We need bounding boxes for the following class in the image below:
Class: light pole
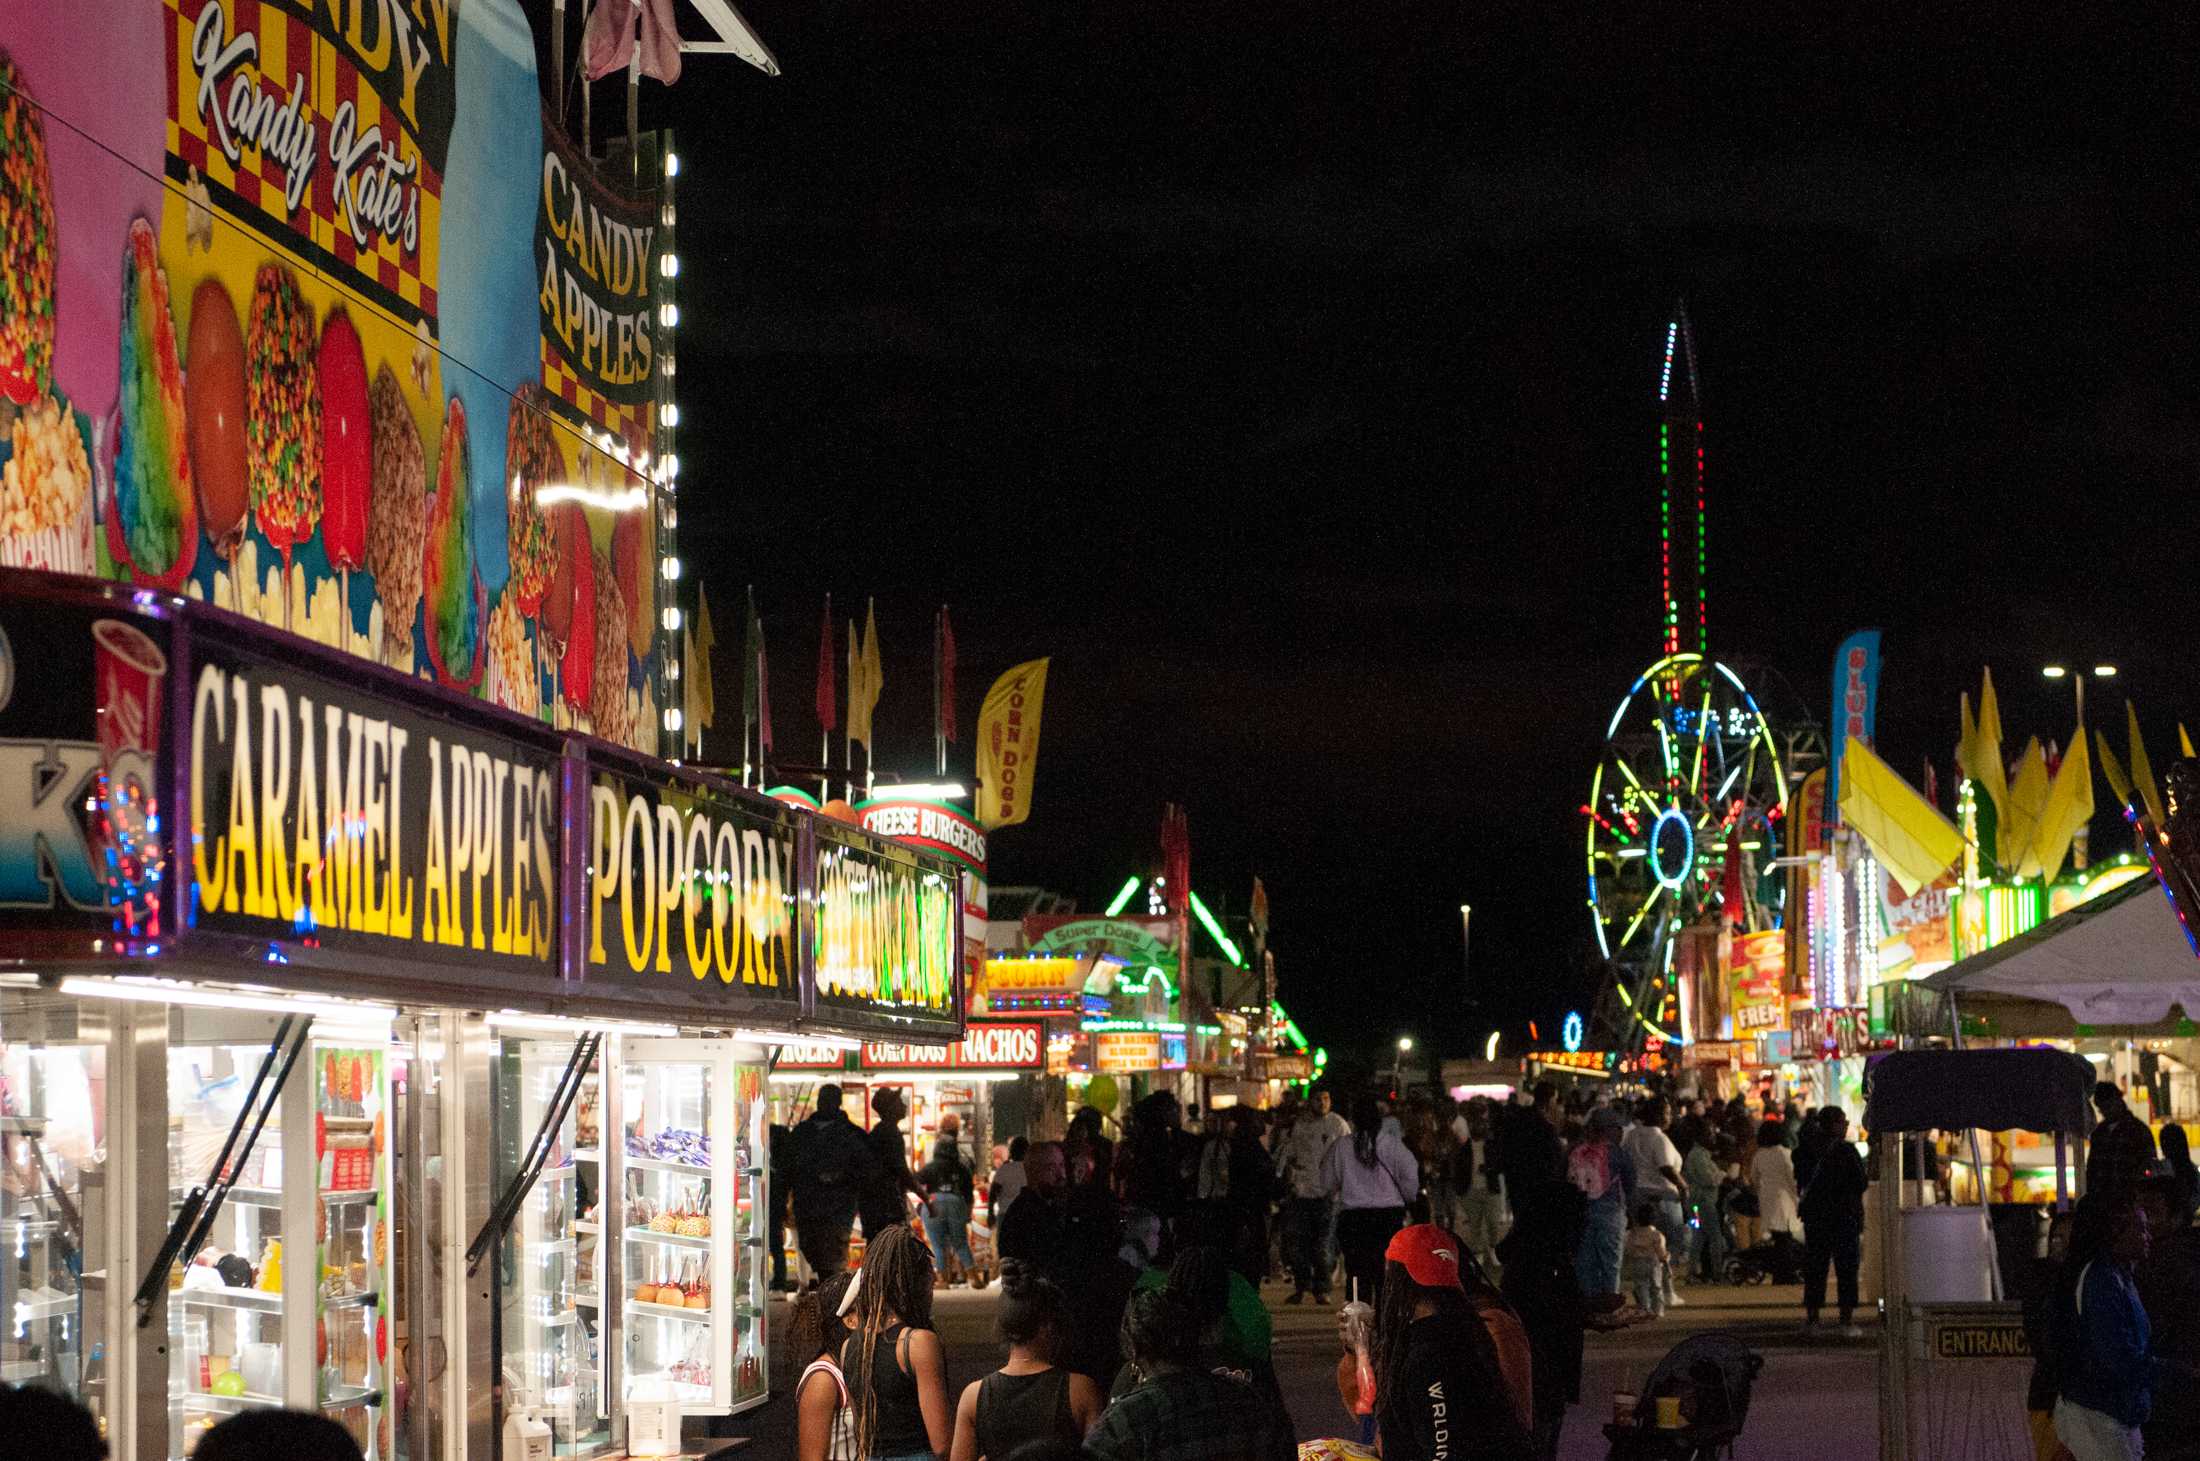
[1459,903,1473,1006]
[1392,1035,1415,1093]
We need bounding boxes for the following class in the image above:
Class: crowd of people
[778,1078,1888,1461]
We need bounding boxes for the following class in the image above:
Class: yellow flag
[2183,723,2196,758]
[1838,735,1964,895]
[2001,738,2050,877]
[2027,725,2094,881]
[847,617,867,746]
[976,658,1050,829]
[857,599,883,749]
[2128,702,2164,828]
[695,586,717,729]
[1974,669,2008,820]
[2096,730,2133,809]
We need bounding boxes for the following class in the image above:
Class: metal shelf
[628,1296,713,1323]
[624,1225,711,1248]
[622,1154,713,1176]
[176,1285,282,1312]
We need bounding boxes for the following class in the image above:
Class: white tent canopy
[1921,874,2200,1029]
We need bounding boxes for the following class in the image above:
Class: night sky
[543,5,2199,1063]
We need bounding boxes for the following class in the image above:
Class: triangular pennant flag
[2028,719,2094,881]
[1975,669,2008,821]
[855,599,883,751]
[2096,729,2133,810]
[695,586,717,730]
[1838,736,1964,895]
[1958,691,1977,781]
[939,606,958,745]
[742,587,762,727]
[2001,737,2050,878]
[2128,702,2166,829]
[2183,723,2196,758]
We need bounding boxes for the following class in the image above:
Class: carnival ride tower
[1581,304,1802,1051]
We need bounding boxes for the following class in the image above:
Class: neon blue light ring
[1649,806,1694,891]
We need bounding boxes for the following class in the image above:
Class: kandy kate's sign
[0,3,671,754]
[188,635,560,971]
[813,821,960,1034]
[586,768,800,1007]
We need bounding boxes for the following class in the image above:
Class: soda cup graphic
[90,618,168,934]
[92,618,166,762]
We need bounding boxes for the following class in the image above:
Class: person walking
[862,1089,929,1240]
[841,1224,954,1461]
[1226,1110,1277,1288]
[794,1272,859,1461]
[999,1142,1125,1382]
[1568,1107,1636,1299]
[1623,1204,1669,1317]
[1618,1097,1688,1306]
[2087,1083,2161,1199]
[1456,1102,1511,1281]
[1748,1120,1801,1247]
[988,1137,1029,1225]
[1117,1092,1197,1251]
[1086,1287,1296,1461]
[1500,1181,1589,1461]
[1274,1099,1339,1304]
[920,1114,982,1289]
[1682,1129,1728,1283]
[2053,1189,2164,1461]
[1321,1094,1420,1309]
[2161,1124,2200,1226]
[792,1085,879,1285]
[948,1261,1104,1461]
[1798,1106,1869,1336]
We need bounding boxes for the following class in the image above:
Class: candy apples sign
[0,2,673,754]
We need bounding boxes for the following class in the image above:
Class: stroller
[1604,1332,1765,1460]
[1721,1231,1804,1286]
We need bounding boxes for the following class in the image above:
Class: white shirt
[1275,1116,1338,1199]
[991,1159,1027,1218]
[1750,1145,1801,1235]
[1321,1128,1420,1211]
[1621,1124,1683,1200]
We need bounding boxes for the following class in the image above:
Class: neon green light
[1103,874,1142,918]
[1313,1047,1328,1067]
[1114,965,1179,1000]
[1187,890,1245,966]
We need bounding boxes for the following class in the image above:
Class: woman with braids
[1364,1224,1533,1461]
[947,1260,1104,1461]
[1320,1094,1419,1309]
[794,1272,859,1461]
[1085,1287,1296,1461]
[840,1225,954,1461]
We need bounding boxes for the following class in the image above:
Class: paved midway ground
[738,1276,1880,1459]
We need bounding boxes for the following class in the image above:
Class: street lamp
[2042,661,2117,868]
[1459,904,1473,1008]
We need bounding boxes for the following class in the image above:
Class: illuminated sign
[1095,1030,1161,1073]
[1025,915,1176,966]
[189,640,560,975]
[773,1042,852,1070]
[1728,929,1787,1035]
[1561,1010,1584,1053]
[858,798,987,874]
[862,1021,1044,1071]
[983,956,1084,996]
[585,769,799,1009]
[812,822,961,1034]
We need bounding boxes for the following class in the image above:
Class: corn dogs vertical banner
[976,657,1049,831]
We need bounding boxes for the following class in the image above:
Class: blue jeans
[1687,1185,1726,1280]
[1576,1199,1625,1296]
[923,1193,974,1270]
[1649,1196,1687,1292]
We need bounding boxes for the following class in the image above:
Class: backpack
[1464,1286,1537,1435]
[1567,1141,1613,1203]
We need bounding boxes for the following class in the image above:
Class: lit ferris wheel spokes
[1582,654,1789,1036]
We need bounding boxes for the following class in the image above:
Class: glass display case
[618,1040,769,1418]
[161,1013,393,1460]
[0,991,108,1420]
[495,1037,610,1456]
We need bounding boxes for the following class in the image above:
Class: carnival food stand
[1863,1047,2093,1461]
[0,574,964,1459]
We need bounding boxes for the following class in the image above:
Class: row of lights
[658,150,683,739]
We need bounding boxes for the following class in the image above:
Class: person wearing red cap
[1361,1223,1534,1461]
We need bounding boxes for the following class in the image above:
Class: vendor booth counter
[1863,1047,2095,1461]
[0,572,965,1459]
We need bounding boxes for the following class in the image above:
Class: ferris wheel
[1583,653,1789,1043]
[1578,305,1801,1048]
